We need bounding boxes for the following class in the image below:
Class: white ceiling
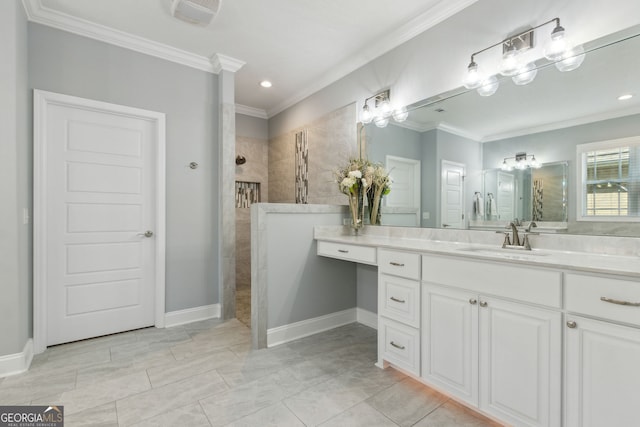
[25,0,477,118]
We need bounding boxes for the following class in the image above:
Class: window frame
[576,136,640,222]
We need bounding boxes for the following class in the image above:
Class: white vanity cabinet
[564,273,640,427]
[377,249,421,376]
[422,254,562,427]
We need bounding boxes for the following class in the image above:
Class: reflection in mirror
[471,162,568,232]
[359,25,640,236]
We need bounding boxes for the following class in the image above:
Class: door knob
[137,230,154,238]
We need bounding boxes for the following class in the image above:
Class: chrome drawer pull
[390,296,406,303]
[337,249,349,253]
[390,341,405,350]
[389,262,405,267]
[567,320,577,329]
[469,298,477,305]
[479,301,488,307]
[600,296,640,307]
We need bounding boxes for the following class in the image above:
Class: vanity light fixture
[501,152,541,171]
[464,17,584,96]
[360,89,408,128]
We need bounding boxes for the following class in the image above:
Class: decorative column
[211,54,245,320]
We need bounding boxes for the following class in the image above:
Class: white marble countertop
[315,232,640,278]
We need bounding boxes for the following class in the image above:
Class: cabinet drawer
[379,317,420,376]
[317,241,376,264]
[380,274,420,327]
[379,249,421,280]
[422,254,562,308]
[565,273,640,327]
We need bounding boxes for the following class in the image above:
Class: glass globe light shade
[378,98,392,117]
[477,75,499,97]
[392,107,409,122]
[555,44,585,72]
[512,62,538,85]
[463,62,483,89]
[501,160,512,171]
[543,25,567,61]
[374,115,389,128]
[361,105,373,124]
[529,155,540,168]
[498,46,523,76]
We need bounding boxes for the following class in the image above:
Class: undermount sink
[456,246,549,258]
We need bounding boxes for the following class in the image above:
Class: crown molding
[481,106,640,143]
[266,0,479,118]
[22,0,217,73]
[389,119,431,133]
[211,53,246,73]
[437,122,481,142]
[235,104,268,119]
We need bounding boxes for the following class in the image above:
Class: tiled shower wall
[269,103,358,204]
[236,136,269,307]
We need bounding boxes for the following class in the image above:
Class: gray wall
[29,23,220,312]
[237,113,268,140]
[0,2,30,357]
[356,264,378,314]
[482,114,640,235]
[265,211,356,329]
[421,130,438,228]
[365,123,423,164]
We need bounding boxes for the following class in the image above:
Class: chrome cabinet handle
[137,230,154,238]
[390,296,406,303]
[469,298,477,305]
[600,296,640,307]
[479,301,488,307]
[390,341,405,350]
[389,262,405,267]
[338,249,349,253]
[567,320,577,329]
[442,223,450,228]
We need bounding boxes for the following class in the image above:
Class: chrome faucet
[498,221,538,250]
[509,222,521,246]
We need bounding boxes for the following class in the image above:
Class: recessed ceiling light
[260,80,272,88]
[618,94,633,101]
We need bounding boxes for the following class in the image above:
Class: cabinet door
[565,316,640,427]
[422,284,478,406]
[479,297,562,427]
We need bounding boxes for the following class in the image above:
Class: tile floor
[0,320,502,426]
[235,281,251,328]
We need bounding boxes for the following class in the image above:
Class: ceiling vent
[171,0,221,26]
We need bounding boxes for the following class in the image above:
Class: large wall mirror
[360,24,640,236]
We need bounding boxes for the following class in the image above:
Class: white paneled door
[34,90,165,351]
[385,156,421,226]
[441,160,465,229]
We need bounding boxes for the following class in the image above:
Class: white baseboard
[0,339,33,378]
[267,308,357,347]
[164,304,220,328]
[356,308,378,330]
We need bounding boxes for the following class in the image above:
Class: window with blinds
[578,137,640,221]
